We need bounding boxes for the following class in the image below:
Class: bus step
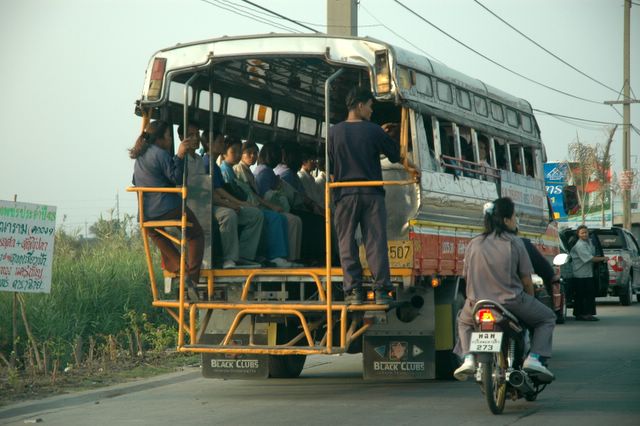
[181,344,343,356]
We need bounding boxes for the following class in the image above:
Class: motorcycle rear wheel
[481,352,507,414]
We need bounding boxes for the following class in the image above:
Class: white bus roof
[142,33,532,114]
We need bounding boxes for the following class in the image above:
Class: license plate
[359,240,414,268]
[470,332,503,352]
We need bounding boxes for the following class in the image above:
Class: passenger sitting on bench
[220,137,298,267]
[130,119,203,301]
[202,132,264,269]
[235,141,303,263]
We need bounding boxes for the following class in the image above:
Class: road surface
[1,298,639,425]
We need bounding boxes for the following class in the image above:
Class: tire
[268,321,307,378]
[620,280,633,306]
[480,352,507,415]
[268,354,306,378]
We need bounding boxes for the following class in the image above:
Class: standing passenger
[130,120,203,300]
[570,225,607,321]
[328,87,402,305]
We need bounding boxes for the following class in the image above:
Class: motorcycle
[468,254,568,414]
[469,299,553,414]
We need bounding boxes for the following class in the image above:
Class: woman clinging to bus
[454,197,556,381]
[130,120,203,300]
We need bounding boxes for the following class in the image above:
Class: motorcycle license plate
[470,332,503,352]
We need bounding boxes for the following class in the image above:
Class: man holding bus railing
[329,87,416,305]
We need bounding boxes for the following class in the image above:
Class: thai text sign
[0,200,56,293]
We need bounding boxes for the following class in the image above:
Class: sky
[1,0,638,235]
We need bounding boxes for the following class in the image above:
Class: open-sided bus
[128,33,559,380]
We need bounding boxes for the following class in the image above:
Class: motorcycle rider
[454,197,556,381]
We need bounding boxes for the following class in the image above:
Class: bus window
[299,116,317,135]
[456,88,472,110]
[437,81,453,104]
[416,73,433,97]
[198,91,221,112]
[227,97,248,119]
[522,114,533,133]
[421,114,438,170]
[277,110,295,130]
[494,138,508,170]
[510,144,524,174]
[490,102,504,122]
[169,81,193,105]
[457,125,474,163]
[474,96,488,117]
[523,147,535,177]
[477,133,491,166]
[252,104,273,124]
[506,108,519,128]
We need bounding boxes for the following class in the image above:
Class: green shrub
[0,215,174,367]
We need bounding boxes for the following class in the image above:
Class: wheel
[620,280,633,306]
[268,354,306,378]
[525,392,538,402]
[268,321,307,378]
[480,352,507,415]
[636,293,640,303]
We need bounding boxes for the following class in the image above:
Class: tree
[593,126,617,226]
[567,136,598,224]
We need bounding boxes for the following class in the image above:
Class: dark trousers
[147,207,204,283]
[572,276,597,317]
[334,194,391,291]
[291,209,326,263]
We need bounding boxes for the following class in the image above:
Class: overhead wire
[359,2,444,64]
[197,0,300,33]
[472,0,621,96]
[230,0,381,29]
[238,0,321,33]
[533,108,625,126]
[393,0,604,105]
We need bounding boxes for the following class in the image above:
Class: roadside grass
[0,215,191,406]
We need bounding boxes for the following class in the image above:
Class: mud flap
[201,334,269,379]
[363,335,435,380]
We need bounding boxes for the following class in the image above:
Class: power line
[533,108,624,125]
[359,2,444,65]
[393,0,604,105]
[226,0,381,29]
[238,0,321,33]
[197,0,299,33]
[472,0,621,95]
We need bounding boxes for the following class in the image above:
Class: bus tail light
[147,57,167,101]
[375,50,391,94]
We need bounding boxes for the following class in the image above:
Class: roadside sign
[0,200,56,293]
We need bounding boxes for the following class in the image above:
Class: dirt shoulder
[0,352,200,407]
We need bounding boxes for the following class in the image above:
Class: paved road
[2,298,639,425]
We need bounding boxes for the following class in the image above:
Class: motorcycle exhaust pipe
[507,370,535,395]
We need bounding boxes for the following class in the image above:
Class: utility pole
[605,0,637,230]
[327,0,357,36]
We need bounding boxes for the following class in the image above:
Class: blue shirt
[328,120,400,201]
[132,144,184,219]
[254,164,278,197]
[202,154,224,189]
[220,161,236,184]
[274,163,305,194]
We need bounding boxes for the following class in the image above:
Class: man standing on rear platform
[329,87,402,305]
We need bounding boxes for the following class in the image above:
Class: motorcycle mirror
[553,253,569,266]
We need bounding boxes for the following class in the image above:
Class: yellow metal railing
[129,106,419,357]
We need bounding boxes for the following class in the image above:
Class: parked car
[559,227,640,306]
